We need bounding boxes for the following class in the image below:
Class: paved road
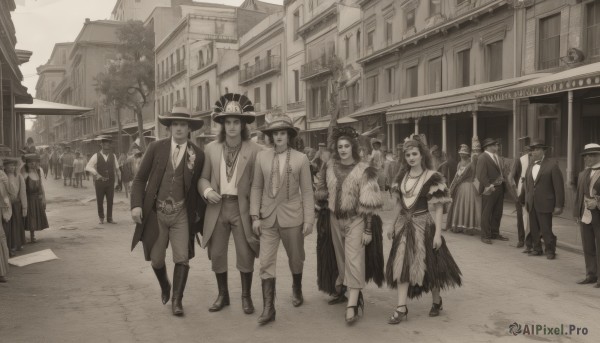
[1,176,598,342]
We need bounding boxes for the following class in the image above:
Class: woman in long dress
[445,144,481,234]
[22,154,49,243]
[386,135,462,324]
[0,159,13,282]
[4,158,27,253]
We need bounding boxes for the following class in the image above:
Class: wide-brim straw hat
[158,107,204,131]
[581,143,600,156]
[212,93,256,124]
[260,114,299,138]
[481,138,499,149]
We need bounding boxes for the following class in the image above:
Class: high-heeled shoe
[429,297,443,317]
[388,305,408,325]
[345,292,364,324]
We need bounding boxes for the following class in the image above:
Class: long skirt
[0,223,9,278]
[446,181,481,233]
[26,196,49,232]
[386,212,462,299]
[6,202,25,251]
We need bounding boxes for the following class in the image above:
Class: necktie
[173,144,180,167]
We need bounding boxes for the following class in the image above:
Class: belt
[157,198,185,215]
[221,194,238,200]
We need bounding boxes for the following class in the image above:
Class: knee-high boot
[152,265,171,305]
[171,264,189,316]
[208,272,230,312]
[258,278,276,325]
[241,272,255,314]
[292,273,303,307]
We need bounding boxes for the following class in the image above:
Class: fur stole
[393,169,451,207]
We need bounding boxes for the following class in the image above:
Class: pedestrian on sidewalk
[445,144,480,234]
[574,143,600,287]
[72,152,85,188]
[198,93,261,316]
[22,154,48,244]
[61,146,75,187]
[131,106,205,316]
[476,138,509,244]
[249,114,315,325]
[314,126,385,325]
[50,147,60,180]
[40,148,49,179]
[524,140,564,260]
[0,159,13,283]
[4,158,27,254]
[86,137,120,224]
[508,137,532,251]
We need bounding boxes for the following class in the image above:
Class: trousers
[481,185,504,239]
[330,213,365,289]
[581,209,600,278]
[94,179,114,220]
[259,220,304,279]
[529,204,556,254]
[150,208,189,268]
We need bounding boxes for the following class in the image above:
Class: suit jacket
[475,151,504,195]
[524,158,564,214]
[250,148,315,229]
[198,140,261,256]
[130,138,206,261]
[573,168,600,218]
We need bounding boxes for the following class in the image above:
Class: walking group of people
[0,153,50,283]
[130,93,462,326]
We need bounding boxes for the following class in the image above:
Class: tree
[326,57,344,149]
[95,20,154,150]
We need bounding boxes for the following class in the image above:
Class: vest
[97,152,116,182]
[157,157,186,212]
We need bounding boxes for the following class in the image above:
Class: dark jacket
[475,151,504,194]
[573,168,600,218]
[524,158,565,214]
[130,138,206,261]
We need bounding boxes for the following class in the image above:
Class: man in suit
[130,107,205,316]
[250,114,314,325]
[475,138,509,244]
[508,136,532,250]
[86,137,120,224]
[524,140,564,260]
[198,93,261,315]
[574,143,600,287]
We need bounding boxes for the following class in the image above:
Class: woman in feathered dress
[386,135,462,324]
[445,144,480,234]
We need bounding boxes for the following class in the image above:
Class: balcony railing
[300,55,336,80]
[239,56,281,85]
[287,101,305,111]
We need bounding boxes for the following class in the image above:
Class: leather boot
[171,264,189,316]
[241,272,255,314]
[258,278,276,325]
[152,265,171,305]
[328,285,347,305]
[208,272,230,312]
[292,273,303,307]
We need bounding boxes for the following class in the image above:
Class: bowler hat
[481,138,498,149]
[458,144,470,155]
[581,143,600,156]
[212,93,256,124]
[260,114,299,138]
[529,139,549,150]
[158,107,204,131]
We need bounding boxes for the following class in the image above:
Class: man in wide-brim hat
[574,143,600,287]
[524,139,564,260]
[250,114,314,324]
[198,93,262,315]
[85,134,120,225]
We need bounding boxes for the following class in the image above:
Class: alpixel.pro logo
[508,322,589,336]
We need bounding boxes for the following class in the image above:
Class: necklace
[403,169,425,198]
[269,147,291,199]
[224,141,242,182]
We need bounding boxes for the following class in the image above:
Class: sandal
[388,305,408,325]
[429,297,443,317]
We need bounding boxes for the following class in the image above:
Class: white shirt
[219,152,239,196]
[532,157,544,181]
[590,162,600,195]
[85,151,120,180]
[171,139,187,168]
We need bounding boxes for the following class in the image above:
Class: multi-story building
[111,0,172,21]
[238,12,285,135]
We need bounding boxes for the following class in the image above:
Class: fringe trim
[364,214,385,287]
[316,208,338,295]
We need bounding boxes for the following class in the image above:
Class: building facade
[111,0,172,22]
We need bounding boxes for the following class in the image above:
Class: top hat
[481,138,499,149]
[458,144,470,155]
[260,114,299,138]
[212,93,256,124]
[581,143,600,156]
[529,139,549,150]
[158,107,204,131]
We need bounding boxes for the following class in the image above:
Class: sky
[12,0,282,129]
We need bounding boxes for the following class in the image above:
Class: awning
[350,100,399,118]
[387,74,548,122]
[15,99,93,116]
[101,121,154,135]
[478,62,600,103]
[337,116,358,124]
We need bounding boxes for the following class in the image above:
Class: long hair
[331,135,361,162]
[398,140,434,174]
[218,121,250,142]
[264,131,296,149]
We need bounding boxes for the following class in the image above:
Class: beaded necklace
[224,141,242,183]
[403,169,425,198]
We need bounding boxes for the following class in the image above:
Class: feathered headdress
[331,126,360,143]
[212,93,256,124]
[403,133,428,151]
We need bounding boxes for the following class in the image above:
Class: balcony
[287,101,305,111]
[239,56,281,85]
[300,55,336,81]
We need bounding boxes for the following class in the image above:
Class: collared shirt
[532,157,545,181]
[85,151,120,180]
[171,139,187,168]
[219,151,239,196]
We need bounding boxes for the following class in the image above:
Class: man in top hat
[197,93,261,315]
[131,106,205,316]
[86,137,120,224]
[249,114,314,324]
[524,140,564,260]
[61,146,75,186]
[574,143,600,286]
[475,138,509,244]
[508,136,532,250]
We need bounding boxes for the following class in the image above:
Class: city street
[1,176,599,343]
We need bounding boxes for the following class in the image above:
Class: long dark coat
[130,138,206,261]
[524,158,565,214]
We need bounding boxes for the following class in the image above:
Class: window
[586,2,600,57]
[197,86,203,111]
[170,54,174,75]
[254,87,261,111]
[293,10,300,41]
[385,67,395,94]
[156,63,160,81]
[456,0,468,5]
[456,49,470,87]
[182,87,186,105]
[255,56,260,69]
[385,20,393,46]
[406,9,416,29]
[176,49,180,71]
[294,70,300,102]
[356,30,361,57]
[311,87,319,118]
[366,75,378,105]
[205,83,210,110]
[428,57,442,94]
[406,66,418,98]
[309,0,314,12]
[170,93,174,109]
[182,46,185,67]
[319,84,328,116]
[430,0,441,16]
[353,82,360,107]
[539,14,561,69]
[266,83,272,110]
[367,29,375,51]
[161,61,165,80]
[198,51,204,68]
[345,36,350,59]
[487,41,503,82]
[176,90,180,101]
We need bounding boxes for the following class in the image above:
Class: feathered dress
[386,170,462,299]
